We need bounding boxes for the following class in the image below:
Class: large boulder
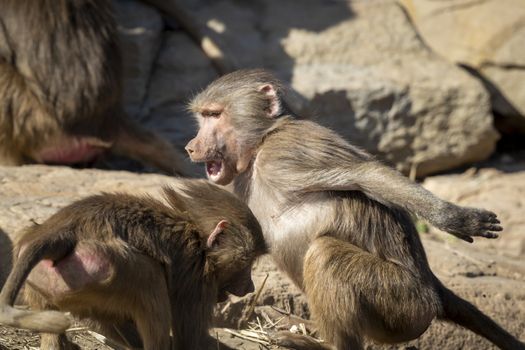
[160,0,498,176]
[142,31,218,148]
[401,0,525,132]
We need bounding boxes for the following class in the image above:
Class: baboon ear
[207,220,229,248]
[258,84,282,118]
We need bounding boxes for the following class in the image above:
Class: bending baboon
[0,0,190,175]
[185,69,524,350]
[0,180,266,350]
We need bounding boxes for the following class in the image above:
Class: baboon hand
[437,204,502,243]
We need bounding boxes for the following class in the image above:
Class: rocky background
[114,0,525,177]
[1,0,525,349]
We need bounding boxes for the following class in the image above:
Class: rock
[147,32,217,107]
[143,31,218,148]
[0,165,173,236]
[401,0,525,131]
[181,0,498,176]
[113,0,164,120]
[0,165,523,349]
[290,63,497,176]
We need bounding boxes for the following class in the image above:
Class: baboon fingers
[453,230,500,242]
[475,222,502,238]
[484,224,503,232]
[453,233,474,243]
[488,216,500,224]
[477,210,500,224]
[451,227,500,242]
[447,207,504,240]
[479,231,500,239]
[476,210,502,238]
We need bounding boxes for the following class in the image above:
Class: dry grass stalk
[86,330,126,350]
[223,328,270,346]
[246,273,269,320]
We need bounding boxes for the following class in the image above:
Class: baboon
[0,180,266,350]
[185,69,524,350]
[0,0,190,175]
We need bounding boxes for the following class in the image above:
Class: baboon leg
[85,319,143,349]
[109,321,144,349]
[24,286,77,350]
[40,333,80,350]
[333,335,361,350]
[133,305,171,350]
[303,236,438,350]
[113,117,192,176]
[126,260,172,350]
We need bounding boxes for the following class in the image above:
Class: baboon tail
[0,238,73,333]
[113,117,194,177]
[0,305,70,334]
[439,286,525,350]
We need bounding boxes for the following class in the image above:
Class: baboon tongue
[206,161,222,176]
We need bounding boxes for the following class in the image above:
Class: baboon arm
[276,159,441,218]
[303,161,444,217]
[261,144,501,242]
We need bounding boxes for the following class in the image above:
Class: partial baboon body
[0,0,189,175]
[303,193,439,347]
[0,180,266,350]
[185,69,524,350]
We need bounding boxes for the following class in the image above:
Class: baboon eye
[202,110,222,118]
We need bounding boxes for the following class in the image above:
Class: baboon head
[206,220,259,302]
[186,69,285,185]
[163,181,267,301]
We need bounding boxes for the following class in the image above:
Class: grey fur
[187,69,523,350]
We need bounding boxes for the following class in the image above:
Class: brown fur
[185,69,524,350]
[0,0,190,175]
[0,180,266,349]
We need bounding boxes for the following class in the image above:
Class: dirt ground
[0,157,524,349]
